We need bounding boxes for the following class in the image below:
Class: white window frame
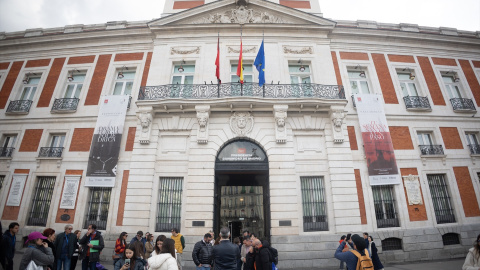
[63,72,86,99]
[171,63,195,85]
[20,75,42,100]
[49,134,66,148]
[347,67,370,94]
[396,69,420,97]
[289,63,312,84]
[417,132,435,146]
[1,134,17,149]
[231,62,254,83]
[112,68,136,96]
[466,132,479,146]
[441,71,464,99]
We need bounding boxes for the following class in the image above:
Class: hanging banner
[355,94,400,185]
[60,175,81,209]
[6,174,28,206]
[85,95,129,187]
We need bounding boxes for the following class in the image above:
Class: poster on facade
[59,175,81,209]
[85,95,129,187]
[6,174,28,206]
[354,94,401,185]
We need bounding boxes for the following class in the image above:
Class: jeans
[57,255,71,270]
[81,257,96,270]
[176,253,184,270]
[339,260,345,270]
[196,265,211,270]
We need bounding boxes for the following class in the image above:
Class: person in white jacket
[463,233,480,270]
[148,238,178,270]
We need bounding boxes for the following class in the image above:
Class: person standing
[70,230,81,270]
[171,228,185,270]
[1,222,19,270]
[334,234,369,270]
[43,228,57,270]
[145,234,155,258]
[240,236,252,268]
[338,235,346,270]
[79,224,105,270]
[363,233,370,255]
[152,235,167,257]
[148,239,178,270]
[253,239,272,270]
[19,231,54,270]
[192,233,213,270]
[114,232,128,265]
[368,236,384,270]
[463,233,480,270]
[54,225,76,270]
[130,231,146,251]
[210,227,240,270]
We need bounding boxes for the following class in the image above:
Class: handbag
[26,261,43,270]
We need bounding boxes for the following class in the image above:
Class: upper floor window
[231,63,254,83]
[1,134,16,158]
[348,67,369,94]
[417,131,444,155]
[65,72,85,99]
[397,69,418,97]
[417,132,434,146]
[172,64,194,85]
[20,75,41,100]
[39,134,66,158]
[289,64,311,84]
[442,72,463,99]
[113,68,136,95]
[466,132,480,155]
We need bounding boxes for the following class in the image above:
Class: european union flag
[254,40,265,87]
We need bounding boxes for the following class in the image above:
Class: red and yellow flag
[236,39,243,84]
[215,35,220,82]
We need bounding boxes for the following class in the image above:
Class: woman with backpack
[368,236,384,270]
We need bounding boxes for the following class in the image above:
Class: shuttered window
[301,176,328,231]
[156,177,183,232]
[27,176,56,226]
[84,187,111,230]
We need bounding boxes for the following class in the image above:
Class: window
[442,73,463,99]
[39,134,66,158]
[113,69,136,95]
[27,176,56,226]
[417,132,444,155]
[301,176,328,231]
[64,73,85,99]
[84,187,111,230]
[1,134,17,158]
[231,63,254,83]
[442,233,461,245]
[289,64,311,84]
[156,177,183,232]
[466,133,480,155]
[348,68,370,94]
[427,174,456,224]
[397,70,418,97]
[20,76,41,101]
[381,238,402,251]
[172,65,194,85]
[0,175,5,192]
[372,185,399,228]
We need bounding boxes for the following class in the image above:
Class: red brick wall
[2,169,30,220]
[347,126,358,150]
[68,55,96,65]
[339,52,369,61]
[440,127,463,149]
[453,166,480,217]
[354,169,367,224]
[25,59,51,68]
[388,54,416,63]
[417,56,446,106]
[459,60,480,107]
[173,0,204,9]
[390,126,414,150]
[85,54,112,105]
[400,168,428,221]
[0,61,24,109]
[0,62,10,69]
[473,61,480,68]
[55,170,83,223]
[19,129,43,152]
[37,57,66,107]
[279,0,311,8]
[141,52,153,87]
[125,127,136,151]
[116,170,129,226]
[69,128,94,152]
[114,53,144,62]
[432,57,457,66]
[331,51,343,86]
[372,53,398,104]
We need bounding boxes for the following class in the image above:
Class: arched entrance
[214,139,270,241]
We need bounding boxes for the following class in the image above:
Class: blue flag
[254,40,265,86]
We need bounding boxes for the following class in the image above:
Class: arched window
[442,233,460,245]
[381,237,402,251]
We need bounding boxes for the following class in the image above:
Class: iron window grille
[0,175,5,192]
[84,187,111,230]
[27,176,56,226]
[372,185,400,228]
[301,176,328,232]
[427,174,456,224]
[156,177,183,232]
[381,237,403,251]
[442,233,461,245]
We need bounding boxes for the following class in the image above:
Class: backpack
[268,246,279,266]
[350,250,373,270]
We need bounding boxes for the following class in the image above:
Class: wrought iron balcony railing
[450,98,476,111]
[403,96,431,110]
[419,145,444,155]
[51,98,80,112]
[6,100,33,114]
[0,147,14,158]
[138,83,345,100]
[38,147,64,158]
[468,144,480,155]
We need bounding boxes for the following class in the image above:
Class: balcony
[468,144,480,155]
[0,147,14,158]
[403,96,431,110]
[6,100,33,114]
[139,83,345,100]
[419,145,444,155]
[51,98,79,113]
[38,147,64,158]
[450,98,476,112]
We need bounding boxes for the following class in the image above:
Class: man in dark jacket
[334,234,368,270]
[79,224,104,270]
[54,224,76,270]
[253,239,272,270]
[192,233,213,269]
[210,227,240,270]
[1,222,19,270]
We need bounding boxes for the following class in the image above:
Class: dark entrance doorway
[214,140,270,241]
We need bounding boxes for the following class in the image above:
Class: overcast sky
[0,0,479,33]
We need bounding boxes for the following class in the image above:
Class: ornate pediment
[191,5,286,24]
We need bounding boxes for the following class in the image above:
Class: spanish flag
[236,39,243,84]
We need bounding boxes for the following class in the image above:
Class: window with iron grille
[27,176,56,226]
[372,185,400,228]
[442,233,461,245]
[301,176,328,232]
[381,237,402,251]
[0,175,5,192]
[427,174,456,224]
[84,187,111,230]
[156,177,183,232]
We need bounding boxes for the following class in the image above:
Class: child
[114,243,146,270]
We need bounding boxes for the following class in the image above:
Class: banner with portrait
[85,95,129,187]
[354,94,401,185]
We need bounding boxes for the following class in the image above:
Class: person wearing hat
[334,234,369,270]
[19,231,55,270]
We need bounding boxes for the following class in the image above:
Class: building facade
[0,0,479,268]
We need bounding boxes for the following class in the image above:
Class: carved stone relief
[230,112,254,136]
[170,47,200,55]
[331,110,345,143]
[196,105,210,144]
[283,46,313,54]
[228,46,257,54]
[274,105,288,143]
[193,5,286,24]
[138,108,153,144]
